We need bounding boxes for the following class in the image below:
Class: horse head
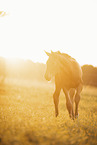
[44,51,60,81]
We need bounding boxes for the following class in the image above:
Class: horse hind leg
[75,84,83,118]
[63,88,73,119]
[75,93,80,118]
[69,88,76,119]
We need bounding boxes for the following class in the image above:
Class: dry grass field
[0,79,97,145]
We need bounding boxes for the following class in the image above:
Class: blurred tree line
[0,56,97,86]
[82,65,97,86]
[0,57,46,83]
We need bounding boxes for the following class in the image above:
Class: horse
[45,51,83,119]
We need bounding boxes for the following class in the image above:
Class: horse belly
[55,72,81,90]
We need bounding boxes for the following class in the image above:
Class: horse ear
[51,50,54,54]
[51,50,61,55]
[44,51,51,56]
[57,51,61,54]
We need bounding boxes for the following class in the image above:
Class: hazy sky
[0,0,97,66]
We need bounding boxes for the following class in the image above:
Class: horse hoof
[69,114,73,120]
[55,113,58,117]
[75,114,79,119]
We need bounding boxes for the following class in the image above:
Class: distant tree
[82,65,97,86]
[4,58,46,82]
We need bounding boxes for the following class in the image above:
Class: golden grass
[0,80,97,145]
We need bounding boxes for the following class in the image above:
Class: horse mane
[55,51,76,61]
[52,51,82,84]
[53,51,76,72]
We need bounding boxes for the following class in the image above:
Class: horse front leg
[53,88,61,117]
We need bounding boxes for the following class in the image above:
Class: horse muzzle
[45,73,51,81]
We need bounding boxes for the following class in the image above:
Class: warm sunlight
[0,0,97,66]
[0,1,97,145]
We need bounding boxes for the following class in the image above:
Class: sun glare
[0,0,97,66]
[5,57,22,65]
